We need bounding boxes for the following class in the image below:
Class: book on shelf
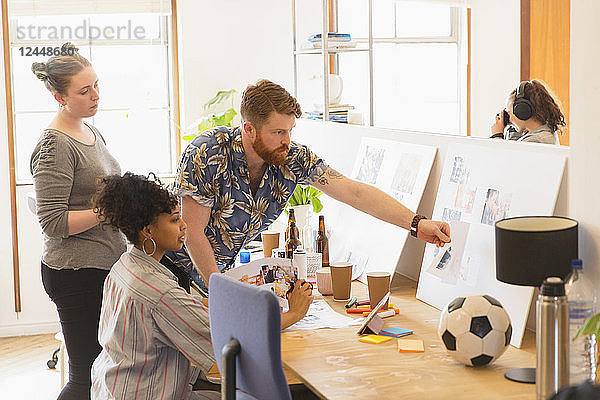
[308,33,351,42]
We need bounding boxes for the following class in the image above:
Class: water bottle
[565,259,597,385]
[536,277,569,400]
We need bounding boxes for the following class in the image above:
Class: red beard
[252,134,289,166]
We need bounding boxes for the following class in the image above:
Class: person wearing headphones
[490,80,566,144]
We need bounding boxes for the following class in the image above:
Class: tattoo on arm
[317,168,344,186]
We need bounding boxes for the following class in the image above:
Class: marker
[345,297,358,308]
[356,300,370,306]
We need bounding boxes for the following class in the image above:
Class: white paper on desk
[283,300,363,331]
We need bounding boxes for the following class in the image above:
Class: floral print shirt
[164,126,327,286]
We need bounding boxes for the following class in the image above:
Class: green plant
[183,89,237,141]
[575,313,600,340]
[287,185,323,213]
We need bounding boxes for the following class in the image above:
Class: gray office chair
[209,273,292,400]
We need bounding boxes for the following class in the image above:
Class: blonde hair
[240,79,302,128]
[31,42,91,95]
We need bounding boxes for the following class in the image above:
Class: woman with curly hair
[90,172,218,400]
[491,79,566,144]
[30,42,126,400]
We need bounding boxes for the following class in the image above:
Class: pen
[345,297,358,308]
[362,309,399,317]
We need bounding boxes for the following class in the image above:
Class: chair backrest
[209,273,292,400]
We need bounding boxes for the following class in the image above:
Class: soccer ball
[438,294,512,367]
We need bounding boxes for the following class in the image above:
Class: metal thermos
[536,277,570,400]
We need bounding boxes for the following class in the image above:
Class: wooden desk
[281,275,536,400]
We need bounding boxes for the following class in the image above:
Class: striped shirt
[91,247,218,400]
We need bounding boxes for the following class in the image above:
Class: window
[339,0,468,135]
[7,1,177,182]
[294,0,469,135]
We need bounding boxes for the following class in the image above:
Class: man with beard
[162,80,451,298]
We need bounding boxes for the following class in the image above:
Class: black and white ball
[438,294,512,367]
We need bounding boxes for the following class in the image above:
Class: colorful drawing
[454,184,476,213]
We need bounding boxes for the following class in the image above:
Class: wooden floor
[0,333,62,399]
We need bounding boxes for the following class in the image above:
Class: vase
[290,204,313,251]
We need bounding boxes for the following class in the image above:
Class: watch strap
[410,214,428,238]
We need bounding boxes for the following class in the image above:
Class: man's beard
[252,134,289,166]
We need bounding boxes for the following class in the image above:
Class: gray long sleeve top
[30,124,126,270]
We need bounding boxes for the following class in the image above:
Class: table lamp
[495,216,578,384]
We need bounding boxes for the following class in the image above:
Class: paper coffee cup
[330,262,352,301]
[261,231,280,258]
[367,272,391,310]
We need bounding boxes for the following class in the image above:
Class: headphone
[512,81,533,120]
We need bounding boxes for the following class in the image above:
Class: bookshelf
[291,0,374,125]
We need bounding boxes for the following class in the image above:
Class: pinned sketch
[416,143,566,348]
[330,138,437,283]
[454,185,476,213]
[355,145,385,185]
[391,154,422,202]
[480,189,512,226]
[426,221,470,285]
[442,208,462,222]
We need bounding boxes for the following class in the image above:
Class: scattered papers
[284,300,363,331]
[359,335,392,344]
[397,339,424,353]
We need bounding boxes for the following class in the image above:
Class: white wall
[470,0,521,137]
[177,0,294,129]
[569,0,600,287]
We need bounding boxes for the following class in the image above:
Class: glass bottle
[286,208,300,241]
[286,221,301,259]
[315,215,329,267]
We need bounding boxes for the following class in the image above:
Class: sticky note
[358,335,393,344]
[379,327,413,338]
[397,339,424,352]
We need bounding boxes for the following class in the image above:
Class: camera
[502,109,510,127]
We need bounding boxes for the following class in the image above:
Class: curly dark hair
[92,172,178,245]
[510,79,566,134]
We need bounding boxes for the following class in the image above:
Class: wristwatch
[410,214,428,238]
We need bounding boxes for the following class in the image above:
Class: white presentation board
[328,137,437,283]
[416,143,566,348]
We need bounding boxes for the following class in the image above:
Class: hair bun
[61,42,79,54]
[31,62,49,81]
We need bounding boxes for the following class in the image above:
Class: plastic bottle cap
[240,251,251,264]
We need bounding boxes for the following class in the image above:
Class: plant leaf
[311,197,323,213]
[574,313,600,340]
[203,89,236,110]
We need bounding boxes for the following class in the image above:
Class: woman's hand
[491,112,505,135]
[281,280,313,329]
[417,219,451,247]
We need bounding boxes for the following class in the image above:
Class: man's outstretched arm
[311,167,451,246]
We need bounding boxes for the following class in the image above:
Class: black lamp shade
[495,216,578,287]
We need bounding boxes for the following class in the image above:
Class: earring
[142,237,156,256]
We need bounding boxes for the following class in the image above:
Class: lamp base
[504,367,536,384]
